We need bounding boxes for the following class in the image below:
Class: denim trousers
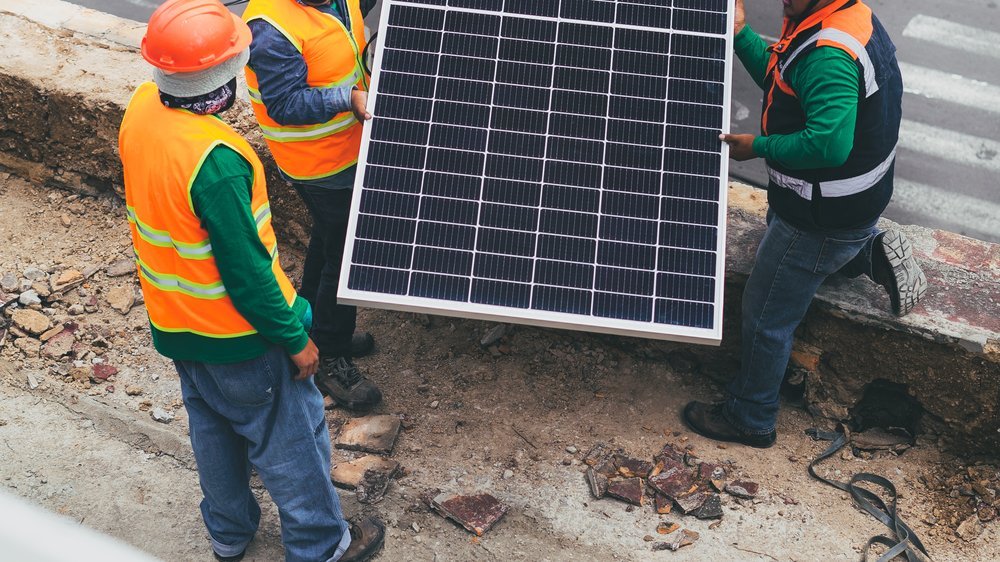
[293,182,357,359]
[175,346,351,561]
[725,210,879,435]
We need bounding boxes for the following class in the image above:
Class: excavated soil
[1,174,997,561]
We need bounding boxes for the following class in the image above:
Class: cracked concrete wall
[1,0,997,454]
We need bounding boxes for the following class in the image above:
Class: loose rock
[41,331,74,359]
[18,290,41,307]
[956,514,984,541]
[51,269,84,292]
[125,385,144,396]
[335,415,402,456]
[0,273,18,292]
[725,481,760,500]
[106,285,135,314]
[106,259,136,278]
[14,337,41,357]
[480,324,506,347]
[431,493,508,537]
[23,267,46,281]
[92,364,118,381]
[150,407,175,424]
[12,309,51,335]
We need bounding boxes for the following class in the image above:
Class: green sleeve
[190,145,309,356]
[734,25,771,89]
[752,47,860,170]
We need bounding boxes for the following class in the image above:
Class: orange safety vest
[118,82,298,339]
[243,0,369,181]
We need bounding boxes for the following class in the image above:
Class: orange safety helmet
[142,0,252,73]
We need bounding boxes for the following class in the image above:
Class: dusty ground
[0,174,997,561]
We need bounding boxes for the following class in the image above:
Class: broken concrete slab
[583,442,611,467]
[431,493,508,537]
[615,455,654,479]
[585,467,608,499]
[331,455,400,490]
[41,330,73,359]
[674,491,709,514]
[50,269,83,292]
[335,415,402,456]
[606,477,644,506]
[648,464,697,500]
[655,494,673,515]
[725,481,760,500]
[691,494,723,520]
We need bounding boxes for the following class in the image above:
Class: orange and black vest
[243,0,368,182]
[762,0,902,230]
[119,82,298,340]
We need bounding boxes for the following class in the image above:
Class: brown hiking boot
[340,516,385,562]
[683,401,776,449]
[315,357,382,414]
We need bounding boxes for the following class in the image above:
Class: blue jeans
[175,346,351,561]
[725,211,879,435]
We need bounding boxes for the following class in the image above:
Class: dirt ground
[0,174,997,561]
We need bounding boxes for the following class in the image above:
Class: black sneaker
[682,401,776,449]
[213,549,246,562]
[341,516,386,562]
[872,230,928,316]
[316,357,382,414]
[351,331,376,358]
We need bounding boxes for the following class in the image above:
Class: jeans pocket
[813,233,871,276]
[204,353,278,407]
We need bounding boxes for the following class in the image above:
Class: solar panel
[339,0,733,344]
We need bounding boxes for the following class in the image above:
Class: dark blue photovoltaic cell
[349,0,730,335]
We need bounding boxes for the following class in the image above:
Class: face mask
[159,78,238,116]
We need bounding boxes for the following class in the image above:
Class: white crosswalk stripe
[898,120,1000,173]
[899,62,1000,114]
[892,179,1000,240]
[902,15,1000,61]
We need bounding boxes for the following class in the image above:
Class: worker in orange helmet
[118,0,384,560]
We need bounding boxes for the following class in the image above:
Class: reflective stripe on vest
[779,28,880,98]
[767,146,897,200]
[127,205,214,260]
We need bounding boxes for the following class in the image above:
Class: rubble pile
[918,463,1000,543]
[0,254,182,424]
[583,442,760,552]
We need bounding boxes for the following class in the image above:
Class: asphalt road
[79,0,999,242]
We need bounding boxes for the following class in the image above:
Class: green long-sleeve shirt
[149,144,310,364]
[735,25,860,170]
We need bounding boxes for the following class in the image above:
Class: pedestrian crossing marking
[902,15,1000,61]
[899,62,1000,115]
[898,119,1000,174]
[893,180,1000,242]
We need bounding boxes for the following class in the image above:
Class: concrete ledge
[2,0,997,454]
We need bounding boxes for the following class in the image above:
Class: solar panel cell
[471,279,532,308]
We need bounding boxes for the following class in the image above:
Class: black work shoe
[351,331,376,358]
[683,401,776,449]
[213,549,246,562]
[341,516,386,562]
[872,230,927,316]
[316,357,383,414]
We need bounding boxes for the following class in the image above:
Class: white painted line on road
[899,62,1000,114]
[891,179,1000,238]
[898,120,1000,173]
[902,15,1000,61]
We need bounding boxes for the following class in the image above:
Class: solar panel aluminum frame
[339,0,734,346]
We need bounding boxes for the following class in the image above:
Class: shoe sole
[880,230,928,316]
